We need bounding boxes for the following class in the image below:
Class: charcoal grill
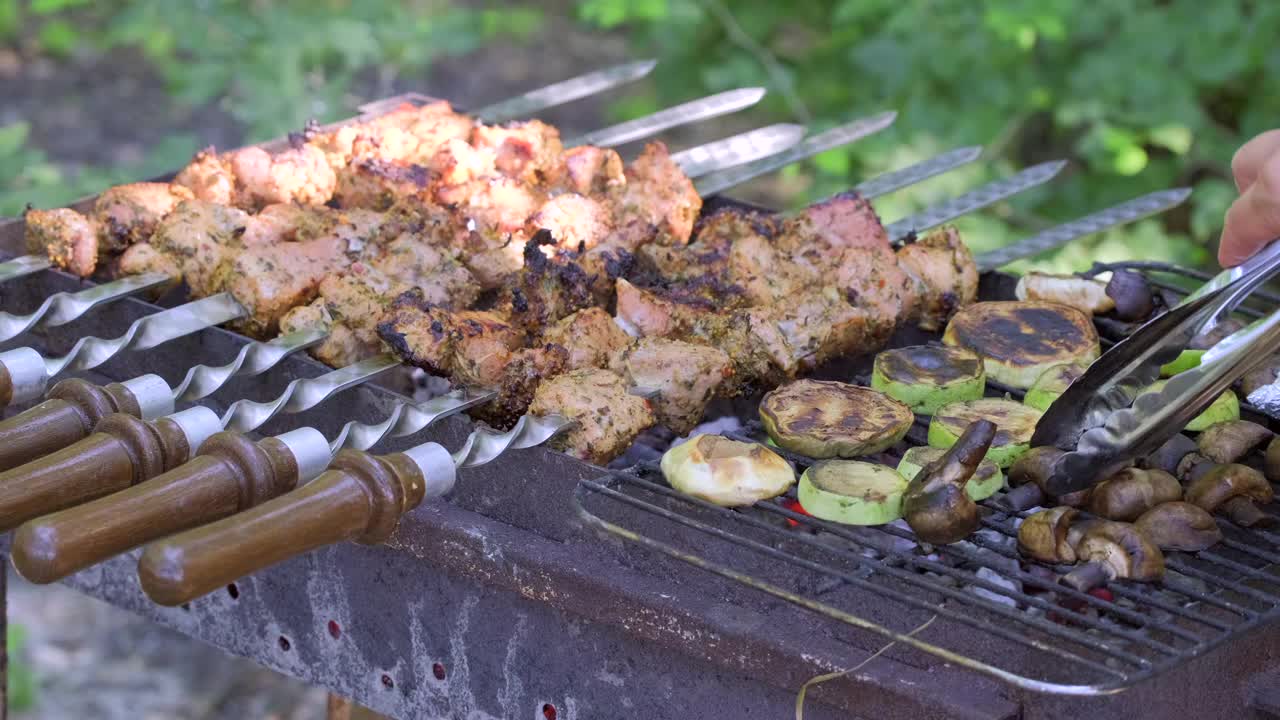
[0,72,1275,720]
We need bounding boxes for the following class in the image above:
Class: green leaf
[38,19,79,56]
[0,122,30,159]
[1191,177,1237,242]
[30,0,90,14]
[1148,124,1193,155]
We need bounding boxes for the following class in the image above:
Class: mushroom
[1240,356,1280,397]
[1176,452,1216,487]
[1087,467,1182,521]
[1061,521,1165,592]
[1143,433,1197,475]
[1267,436,1280,484]
[902,419,996,545]
[1134,502,1222,552]
[1185,464,1275,527]
[1001,446,1097,511]
[1104,269,1155,322]
[1197,420,1273,464]
[1017,507,1078,564]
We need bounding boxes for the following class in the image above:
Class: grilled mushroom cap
[1063,521,1165,591]
[1134,502,1222,552]
[1002,446,1093,510]
[1267,436,1280,484]
[1087,467,1183,522]
[1241,356,1280,397]
[1185,464,1275,527]
[1144,434,1198,475]
[1197,420,1274,464]
[1104,270,1155,322]
[1018,506,1079,564]
[903,419,996,544]
[1176,452,1215,486]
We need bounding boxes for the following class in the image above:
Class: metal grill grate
[574,261,1280,695]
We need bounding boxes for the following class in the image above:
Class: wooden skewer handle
[139,443,454,606]
[0,374,173,472]
[12,428,315,585]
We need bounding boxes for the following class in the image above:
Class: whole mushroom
[1017,507,1078,564]
[1176,452,1216,487]
[1087,467,1182,522]
[1185,464,1275,528]
[1266,436,1280,484]
[1197,420,1273,465]
[1143,434,1198,475]
[902,419,996,545]
[1134,502,1222,552]
[1104,270,1155,322]
[1062,521,1165,592]
[1240,355,1280,397]
[1001,446,1094,511]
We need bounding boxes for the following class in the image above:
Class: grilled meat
[542,307,632,371]
[225,144,337,210]
[560,145,625,195]
[144,200,249,297]
[172,148,236,204]
[616,141,700,244]
[94,183,195,251]
[615,338,732,434]
[897,226,980,331]
[529,368,655,466]
[25,208,102,278]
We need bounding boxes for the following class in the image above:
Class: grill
[0,70,1276,720]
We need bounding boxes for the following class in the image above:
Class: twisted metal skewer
[325,387,498,454]
[450,412,575,469]
[171,328,326,403]
[0,272,169,343]
[219,353,401,433]
[0,255,51,284]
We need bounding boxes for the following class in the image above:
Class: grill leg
[1,554,8,720]
[326,693,352,720]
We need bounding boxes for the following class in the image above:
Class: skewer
[568,87,766,148]
[8,388,494,584]
[135,413,570,606]
[0,271,170,343]
[470,59,658,123]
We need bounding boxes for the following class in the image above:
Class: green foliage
[8,622,35,711]
[579,0,1277,272]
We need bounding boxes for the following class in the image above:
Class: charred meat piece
[377,290,524,387]
[897,225,980,331]
[615,338,732,434]
[528,193,615,252]
[614,141,701,245]
[93,182,194,251]
[529,368,655,466]
[500,233,600,336]
[471,344,570,429]
[542,307,633,371]
[560,145,625,195]
[279,266,407,367]
[24,208,102,278]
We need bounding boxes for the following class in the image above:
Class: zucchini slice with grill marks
[798,460,909,525]
[1024,362,1090,411]
[928,398,1042,468]
[942,300,1101,389]
[760,379,913,458]
[1143,380,1239,432]
[897,446,1004,501]
[871,345,986,415]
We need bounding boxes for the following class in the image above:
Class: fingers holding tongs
[1030,238,1280,497]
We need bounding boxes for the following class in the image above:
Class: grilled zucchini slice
[871,345,986,415]
[760,380,913,458]
[897,446,1005,501]
[798,460,909,525]
[1024,362,1090,411]
[661,434,796,507]
[1143,380,1239,432]
[928,398,1042,467]
[942,301,1101,388]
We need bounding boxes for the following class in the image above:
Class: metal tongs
[1031,239,1280,497]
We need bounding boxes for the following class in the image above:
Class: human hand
[1220,129,1280,267]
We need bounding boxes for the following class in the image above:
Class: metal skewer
[569,87,766,148]
[0,271,170,343]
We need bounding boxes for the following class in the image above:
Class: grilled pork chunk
[542,307,633,371]
[25,208,102,278]
[471,119,564,186]
[173,148,236,204]
[615,338,732,434]
[529,368,655,466]
[226,144,337,210]
[896,225,980,331]
[94,182,195,251]
[146,200,249,297]
[560,145,625,195]
[614,141,701,245]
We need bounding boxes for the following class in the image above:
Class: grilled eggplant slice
[871,345,985,415]
[798,460,909,525]
[1023,362,1089,411]
[661,434,796,507]
[759,380,913,458]
[1144,380,1239,431]
[897,446,1004,501]
[928,398,1041,467]
[942,301,1100,388]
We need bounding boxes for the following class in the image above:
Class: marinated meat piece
[471,120,564,185]
[561,145,625,195]
[279,266,404,366]
[896,225,979,331]
[332,159,432,210]
[25,208,101,277]
[365,232,478,309]
[502,233,598,335]
[616,338,732,434]
[727,233,812,304]
[93,182,194,250]
[528,193,613,252]
[448,310,526,388]
[173,148,236,204]
[615,142,700,245]
[278,302,368,368]
[224,235,349,337]
[377,290,522,387]
[428,137,497,188]
[227,144,337,209]
[471,344,570,428]
[118,243,182,292]
[542,307,632,371]
[398,101,475,161]
[827,244,916,345]
[614,278,704,338]
[776,191,888,255]
[148,200,249,296]
[529,368,655,466]
[240,204,328,247]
